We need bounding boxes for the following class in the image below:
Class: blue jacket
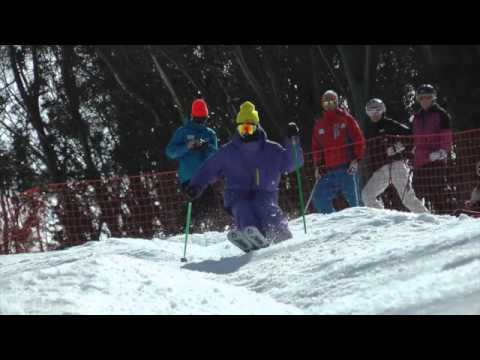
[189,128,304,208]
[166,120,218,183]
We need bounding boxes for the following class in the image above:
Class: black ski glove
[314,166,327,179]
[287,122,300,138]
[187,139,208,151]
[184,185,200,201]
[196,138,209,151]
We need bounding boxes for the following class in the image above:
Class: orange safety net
[1,129,480,254]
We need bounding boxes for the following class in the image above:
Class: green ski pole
[291,138,307,234]
[181,201,193,262]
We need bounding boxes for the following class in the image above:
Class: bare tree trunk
[0,118,45,161]
[363,45,372,101]
[337,45,376,187]
[421,45,435,67]
[0,192,10,254]
[156,46,206,96]
[317,46,348,96]
[419,45,438,83]
[310,47,321,107]
[337,45,374,129]
[60,45,100,180]
[215,76,238,125]
[233,46,281,138]
[95,46,162,126]
[148,46,185,120]
[9,45,62,182]
[262,46,284,121]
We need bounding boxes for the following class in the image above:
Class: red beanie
[191,99,209,118]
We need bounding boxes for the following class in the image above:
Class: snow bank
[0,238,300,315]
[1,207,480,314]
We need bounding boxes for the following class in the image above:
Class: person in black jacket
[361,98,429,213]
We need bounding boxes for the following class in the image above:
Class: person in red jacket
[311,90,366,213]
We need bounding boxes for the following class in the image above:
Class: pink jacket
[412,104,453,168]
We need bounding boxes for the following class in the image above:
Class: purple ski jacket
[188,128,304,208]
[412,104,453,168]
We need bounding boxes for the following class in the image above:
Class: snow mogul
[184,101,304,252]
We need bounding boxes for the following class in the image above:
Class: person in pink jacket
[411,84,454,214]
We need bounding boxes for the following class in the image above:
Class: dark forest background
[0,45,478,196]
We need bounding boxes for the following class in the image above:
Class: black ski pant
[412,161,455,215]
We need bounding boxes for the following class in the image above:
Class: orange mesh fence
[2,129,480,254]
[0,187,48,254]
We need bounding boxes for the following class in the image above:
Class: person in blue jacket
[166,99,218,187]
[185,101,303,251]
[166,99,219,232]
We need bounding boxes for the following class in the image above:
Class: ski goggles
[416,94,435,101]
[366,108,384,117]
[322,100,337,109]
[237,123,257,136]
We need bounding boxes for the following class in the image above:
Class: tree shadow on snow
[182,252,254,274]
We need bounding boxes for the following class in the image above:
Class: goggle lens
[366,108,384,117]
[322,100,337,109]
[237,123,257,136]
[417,95,434,101]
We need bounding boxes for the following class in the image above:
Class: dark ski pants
[412,161,455,215]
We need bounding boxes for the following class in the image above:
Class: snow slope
[1,207,480,315]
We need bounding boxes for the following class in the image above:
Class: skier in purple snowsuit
[185,101,304,247]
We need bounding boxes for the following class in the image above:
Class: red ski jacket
[311,109,366,170]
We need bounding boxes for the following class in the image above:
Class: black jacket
[365,116,411,172]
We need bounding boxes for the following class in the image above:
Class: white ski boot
[227,227,269,253]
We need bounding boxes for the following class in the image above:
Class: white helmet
[365,98,386,115]
[322,90,339,102]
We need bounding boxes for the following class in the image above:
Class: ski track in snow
[1,207,480,315]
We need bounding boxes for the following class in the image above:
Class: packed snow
[1,207,480,315]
